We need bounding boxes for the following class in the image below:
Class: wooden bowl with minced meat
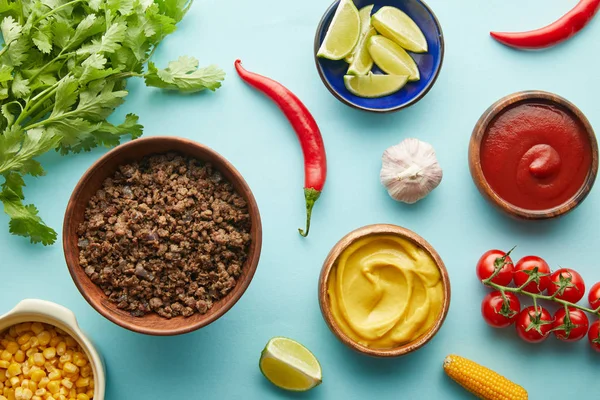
[63,136,262,336]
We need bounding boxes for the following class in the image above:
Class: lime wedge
[368,35,420,81]
[317,0,361,60]
[345,4,375,63]
[344,73,408,98]
[259,337,322,392]
[347,27,377,75]
[372,6,428,53]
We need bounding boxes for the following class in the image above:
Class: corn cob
[443,355,528,400]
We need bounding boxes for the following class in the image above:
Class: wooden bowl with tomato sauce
[469,91,598,220]
[63,136,262,336]
[318,224,451,358]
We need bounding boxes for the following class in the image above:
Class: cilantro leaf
[75,80,127,121]
[77,21,127,54]
[11,72,30,98]
[0,185,57,245]
[51,20,74,49]
[2,171,25,198]
[0,128,59,176]
[50,75,78,117]
[145,56,225,92]
[0,65,13,83]
[32,20,53,54]
[1,15,22,44]
[93,113,142,147]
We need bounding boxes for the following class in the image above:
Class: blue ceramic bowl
[314,0,444,113]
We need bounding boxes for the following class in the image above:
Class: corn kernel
[59,380,72,391]
[14,325,31,336]
[5,343,18,356]
[16,336,30,347]
[35,334,49,349]
[77,367,90,380]
[70,355,85,370]
[47,371,60,382]
[46,382,59,395]
[1,352,11,362]
[76,395,89,400]
[14,352,24,364]
[37,378,48,390]
[72,379,87,391]
[61,365,76,376]
[55,344,65,358]
[30,355,43,369]
[9,377,20,388]
[0,395,6,400]
[8,327,17,338]
[6,364,21,378]
[42,349,55,361]
[0,361,10,369]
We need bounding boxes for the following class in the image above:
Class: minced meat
[77,152,252,319]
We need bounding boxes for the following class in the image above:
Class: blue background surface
[1,0,599,398]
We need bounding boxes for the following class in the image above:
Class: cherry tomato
[515,306,553,343]
[513,256,551,294]
[481,291,521,328]
[588,320,600,352]
[552,307,589,342]
[547,268,585,303]
[476,249,514,286]
[588,282,600,310]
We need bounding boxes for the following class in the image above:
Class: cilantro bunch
[0,0,225,245]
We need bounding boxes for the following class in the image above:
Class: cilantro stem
[27,51,75,84]
[15,83,60,126]
[0,41,13,59]
[483,279,600,317]
[27,104,54,125]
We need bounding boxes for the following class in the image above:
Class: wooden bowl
[469,91,599,219]
[318,224,451,357]
[63,137,262,336]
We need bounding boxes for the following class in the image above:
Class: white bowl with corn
[0,299,104,400]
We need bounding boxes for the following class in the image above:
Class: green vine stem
[483,260,600,318]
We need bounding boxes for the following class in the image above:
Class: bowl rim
[468,90,599,220]
[63,136,262,336]
[313,0,445,113]
[318,224,451,357]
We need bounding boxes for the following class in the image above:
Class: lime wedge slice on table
[372,6,428,53]
[344,73,409,98]
[368,35,420,81]
[347,27,377,75]
[345,4,375,64]
[317,0,361,60]
[259,337,322,392]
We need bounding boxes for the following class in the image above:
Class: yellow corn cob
[443,355,528,400]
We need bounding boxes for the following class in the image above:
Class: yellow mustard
[327,234,444,349]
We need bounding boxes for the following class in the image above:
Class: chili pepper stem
[299,188,321,237]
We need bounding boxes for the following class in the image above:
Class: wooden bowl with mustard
[318,224,451,357]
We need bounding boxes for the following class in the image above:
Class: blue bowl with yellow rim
[314,0,444,113]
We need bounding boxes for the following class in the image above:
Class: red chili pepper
[234,60,327,237]
[490,0,600,49]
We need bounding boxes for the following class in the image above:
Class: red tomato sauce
[480,102,592,210]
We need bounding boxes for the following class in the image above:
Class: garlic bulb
[380,138,443,204]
